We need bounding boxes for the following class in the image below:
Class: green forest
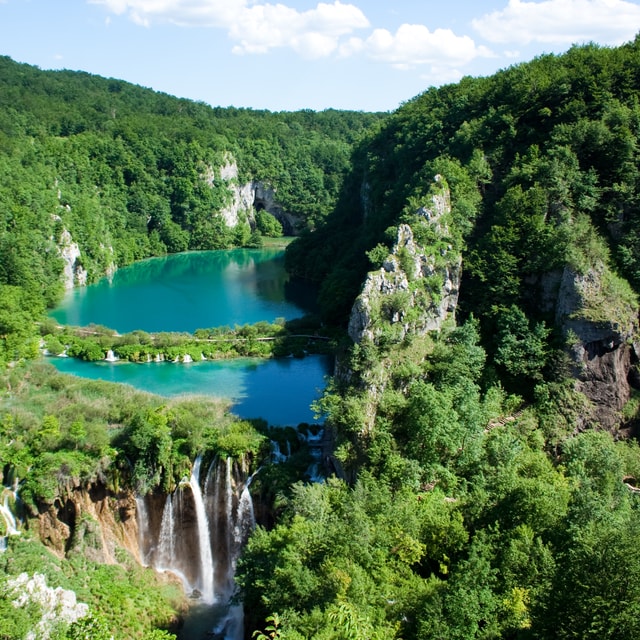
[3,34,640,639]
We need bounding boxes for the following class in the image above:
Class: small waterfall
[105,349,118,362]
[0,496,18,536]
[271,440,288,463]
[235,482,256,548]
[0,484,20,551]
[302,427,326,482]
[155,494,176,571]
[135,495,150,566]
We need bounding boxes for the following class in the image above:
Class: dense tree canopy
[0,55,384,362]
[3,36,640,640]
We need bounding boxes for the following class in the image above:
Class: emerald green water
[50,248,316,333]
[49,249,331,425]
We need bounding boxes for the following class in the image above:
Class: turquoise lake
[49,249,331,425]
[50,248,316,333]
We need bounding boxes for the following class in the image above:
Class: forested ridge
[2,36,640,639]
[253,36,640,638]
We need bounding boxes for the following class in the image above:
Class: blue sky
[2,0,640,112]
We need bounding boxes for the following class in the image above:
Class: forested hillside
[0,55,383,364]
[241,37,640,638]
[2,35,640,640]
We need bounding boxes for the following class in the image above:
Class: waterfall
[235,483,256,548]
[0,485,20,551]
[105,349,117,362]
[271,440,288,463]
[155,494,176,572]
[296,427,326,483]
[206,457,255,640]
[138,454,256,639]
[1,494,18,536]
[189,455,215,604]
[135,495,150,566]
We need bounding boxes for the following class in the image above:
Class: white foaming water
[0,486,20,553]
[135,495,150,566]
[190,455,215,604]
[155,494,176,571]
[138,455,256,639]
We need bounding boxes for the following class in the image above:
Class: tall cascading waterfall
[137,454,256,639]
[204,456,257,639]
[190,456,215,604]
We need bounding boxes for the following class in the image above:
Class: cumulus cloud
[473,0,640,46]
[228,1,369,57]
[358,24,494,71]
[88,0,498,73]
[89,0,370,57]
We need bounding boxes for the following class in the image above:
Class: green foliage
[44,321,334,366]
[365,243,390,269]
[217,420,265,458]
[493,305,551,384]
[4,38,640,640]
[0,536,182,640]
[252,614,282,640]
[0,56,385,359]
[255,211,283,237]
[237,474,461,638]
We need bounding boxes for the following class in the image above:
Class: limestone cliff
[348,175,461,345]
[215,156,301,235]
[342,176,461,432]
[56,226,88,290]
[553,262,639,430]
[33,482,141,565]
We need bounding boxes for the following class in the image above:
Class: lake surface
[49,354,331,426]
[48,248,331,425]
[50,248,317,333]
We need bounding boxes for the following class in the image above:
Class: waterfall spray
[139,454,256,639]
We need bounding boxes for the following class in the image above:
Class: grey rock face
[555,264,639,430]
[348,177,461,345]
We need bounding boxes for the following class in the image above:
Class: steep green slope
[241,37,640,639]
[289,38,640,317]
[4,38,640,640]
[288,37,640,405]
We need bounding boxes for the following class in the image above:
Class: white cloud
[420,67,465,86]
[87,0,500,75]
[473,0,640,46]
[361,24,494,70]
[89,0,370,56]
[228,1,369,57]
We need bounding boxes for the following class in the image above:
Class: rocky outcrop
[57,227,88,289]
[348,176,461,345]
[34,483,141,564]
[554,263,639,430]
[215,156,301,235]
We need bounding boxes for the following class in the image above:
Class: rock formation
[348,175,461,345]
[215,156,300,235]
[34,483,141,564]
[56,227,88,290]
[554,263,639,430]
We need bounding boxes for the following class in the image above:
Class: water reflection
[48,355,332,426]
[50,249,318,334]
